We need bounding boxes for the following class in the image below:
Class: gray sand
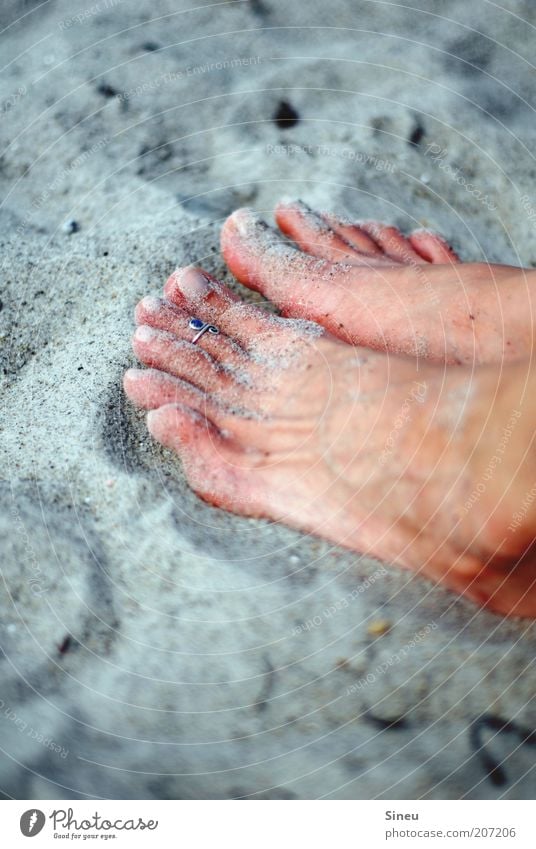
[1,0,536,799]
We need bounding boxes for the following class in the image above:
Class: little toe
[275,200,369,264]
[147,403,265,513]
[359,221,426,264]
[409,230,461,264]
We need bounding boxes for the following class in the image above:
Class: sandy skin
[124,255,536,618]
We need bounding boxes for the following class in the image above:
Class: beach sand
[1,0,536,799]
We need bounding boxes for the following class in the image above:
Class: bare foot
[221,201,536,366]
[124,267,536,617]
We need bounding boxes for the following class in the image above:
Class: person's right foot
[221,201,536,366]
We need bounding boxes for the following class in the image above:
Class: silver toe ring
[189,317,219,344]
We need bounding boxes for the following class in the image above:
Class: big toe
[221,208,299,291]
[221,208,351,321]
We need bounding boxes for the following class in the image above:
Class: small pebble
[97,82,118,98]
[62,219,80,235]
[367,619,392,637]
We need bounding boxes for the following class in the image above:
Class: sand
[1,0,536,800]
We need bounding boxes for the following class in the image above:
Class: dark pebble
[58,635,72,655]
[249,0,269,14]
[97,82,118,98]
[273,100,300,129]
[409,123,425,146]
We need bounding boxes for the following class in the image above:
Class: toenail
[140,295,162,313]
[176,266,211,299]
[278,196,299,207]
[232,208,258,237]
[279,197,306,211]
[134,324,159,343]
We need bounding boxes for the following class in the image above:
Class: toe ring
[189,317,219,344]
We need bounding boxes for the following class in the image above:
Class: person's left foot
[221,201,536,366]
[124,266,536,617]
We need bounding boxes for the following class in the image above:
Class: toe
[123,367,262,440]
[320,212,388,256]
[164,266,274,345]
[147,403,265,513]
[163,266,240,315]
[132,324,233,393]
[359,221,426,264]
[124,366,212,411]
[275,200,370,264]
[221,208,357,323]
[409,230,460,264]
